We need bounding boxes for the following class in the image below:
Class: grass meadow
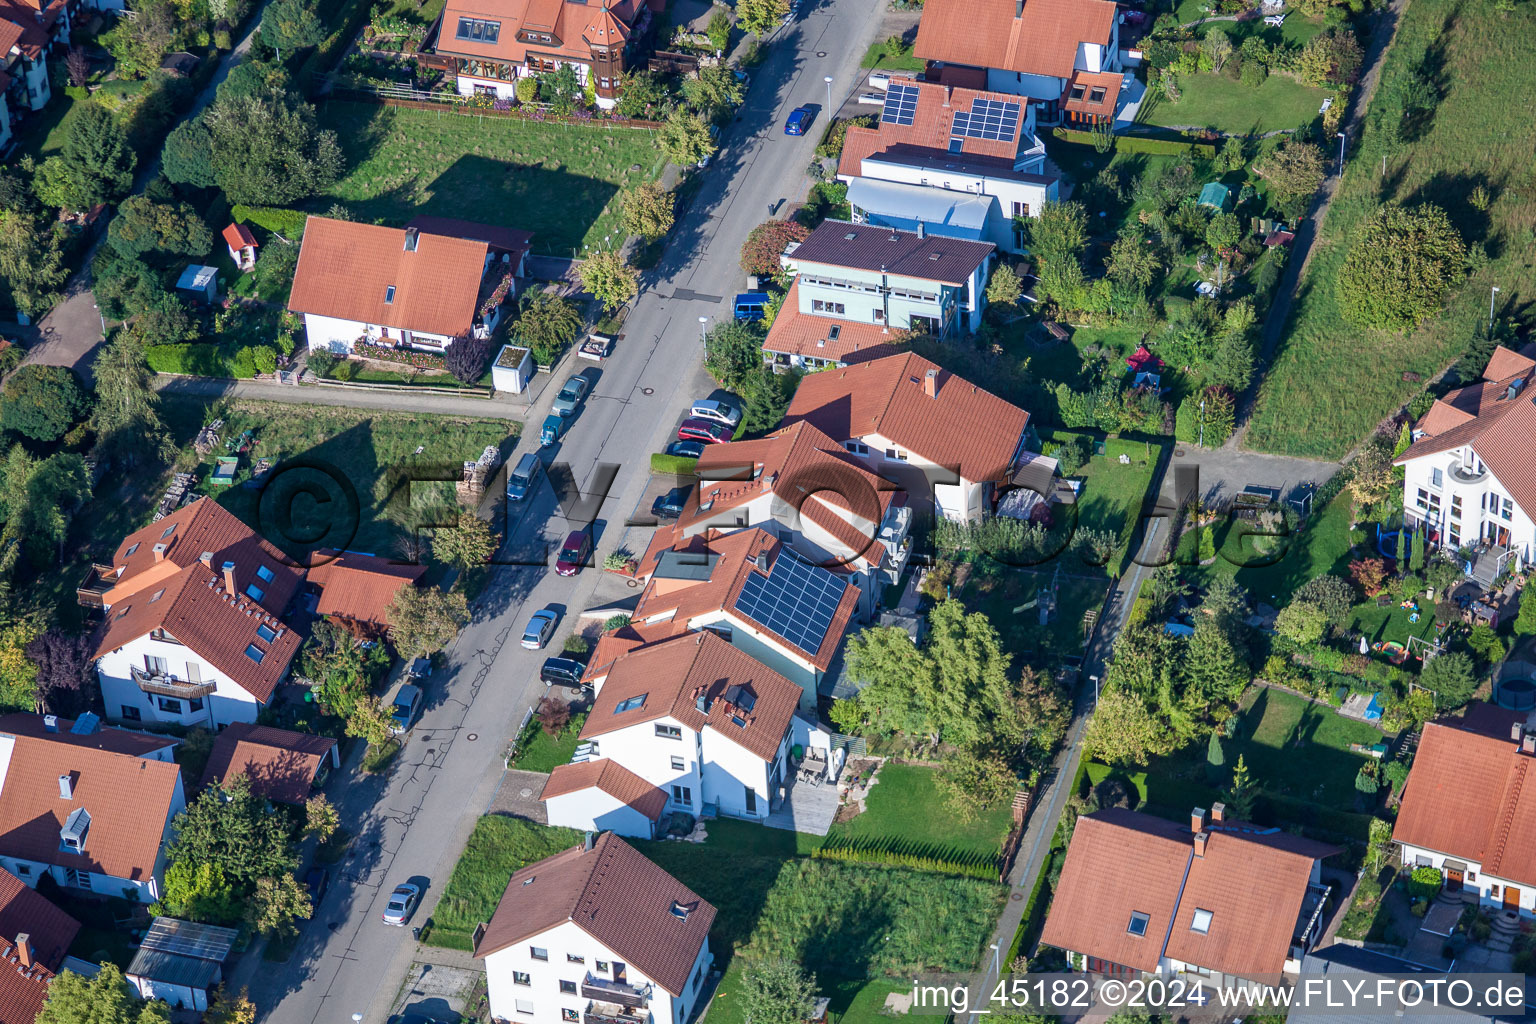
[1245,0,1536,457]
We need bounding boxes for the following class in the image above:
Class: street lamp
[698,316,709,342]
[1336,131,1346,168]
[1490,285,1501,332]
[824,75,833,112]
[352,1015,364,1023]
[989,941,1001,977]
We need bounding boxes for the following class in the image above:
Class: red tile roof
[783,351,1030,487]
[836,77,1029,179]
[761,280,902,365]
[1396,713,1536,887]
[580,631,801,762]
[288,217,489,339]
[436,0,659,68]
[306,550,425,628]
[0,869,77,1024]
[541,759,669,820]
[1061,69,1122,118]
[0,714,177,758]
[1042,809,1337,977]
[0,0,64,59]
[914,0,1117,81]
[198,722,338,804]
[633,529,859,672]
[787,220,995,286]
[1396,347,1536,520]
[683,420,897,568]
[95,563,303,704]
[0,733,182,882]
[103,497,303,615]
[474,832,714,997]
[405,216,534,257]
[221,223,258,250]
[583,620,685,684]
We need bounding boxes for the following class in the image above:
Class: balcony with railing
[77,563,116,609]
[585,1002,648,1024]
[130,667,217,700]
[580,976,649,1008]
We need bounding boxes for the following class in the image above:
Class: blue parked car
[734,292,769,321]
[784,106,815,136]
[539,414,568,448]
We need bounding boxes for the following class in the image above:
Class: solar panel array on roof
[951,98,1020,142]
[733,553,845,656]
[881,84,919,125]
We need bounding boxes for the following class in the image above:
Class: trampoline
[1495,661,1536,711]
[1376,526,1417,560]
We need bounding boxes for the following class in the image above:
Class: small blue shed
[175,264,219,304]
[1197,182,1232,211]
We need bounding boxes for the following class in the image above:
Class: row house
[433,0,663,108]
[1395,345,1536,584]
[287,216,531,354]
[838,76,1059,252]
[0,866,81,1021]
[1041,805,1338,985]
[476,832,713,1024]
[0,0,70,153]
[913,0,1128,128]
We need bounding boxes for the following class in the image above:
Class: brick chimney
[923,368,939,398]
[1193,831,1208,858]
[221,560,237,593]
[14,934,31,970]
[151,543,167,562]
[1190,806,1207,833]
[200,550,214,568]
[1210,801,1226,824]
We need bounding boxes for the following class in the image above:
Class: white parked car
[382,883,421,926]
[690,398,741,428]
[521,608,559,650]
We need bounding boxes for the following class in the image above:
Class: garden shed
[492,345,533,393]
[175,264,219,304]
[1197,182,1232,211]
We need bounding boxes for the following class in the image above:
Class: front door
[1446,868,1464,891]
[745,786,757,814]
[1504,886,1521,910]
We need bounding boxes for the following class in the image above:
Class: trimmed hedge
[146,342,276,379]
[649,453,699,475]
[1054,127,1218,160]
[811,841,998,881]
[230,204,309,240]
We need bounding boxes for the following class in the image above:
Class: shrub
[601,614,632,631]
[1408,865,1442,901]
[740,219,809,277]
[230,204,308,239]
[563,635,589,655]
[810,841,997,881]
[1339,202,1468,332]
[515,76,538,103]
[650,453,699,475]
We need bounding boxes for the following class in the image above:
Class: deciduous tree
[1339,202,1467,331]
[1420,651,1476,709]
[248,872,312,937]
[0,366,88,442]
[936,749,1017,822]
[1083,686,1176,766]
[1255,140,1324,219]
[204,988,257,1024]
[578,249,638,312]
[386,584,470,661]
[304,795,339,843]
[0,210,68,316]
[739,219,809,277]
[260,0,324,59]
[682,65,743,121]
[1275,600,1328,645]
[739,957,815,1024]
[735,0,789,37]
[194,89,343,205]
[166,778,298,889]
[659,109,716,167]
[153,860,241,923]
[443,333,491,384]
[25,628,98,717]
[620,182,675,241]
[985,263,1023,307]
[345,694,394,746]
[434,512,496,572]
[514,293,584,365]
[38,963,172,1024]
[703,319,765,390]
[1105,229,1162,289]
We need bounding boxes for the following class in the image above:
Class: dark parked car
[555,528,592,576]
[665,440,708,459]
[677,417,733,444]
[652,485,693,520]
[305,867,330,904]
[540,657,587,689]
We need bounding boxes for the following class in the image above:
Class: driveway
[1169,444,1339,509]
[230,0,892,1019]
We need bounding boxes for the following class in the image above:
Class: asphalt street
[232,3,889,1020]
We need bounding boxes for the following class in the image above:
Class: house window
[120,705,141,721]
[693,965,704,991]
[1012,201,1030,218]
[245,645,265,663]
[515,1000,535,1016]
[563,1011,579,1023]
[873,309,884,321]
[671,756,685,771]
[513,972,531,986]
[1190,908,1213,934]
[455,16,501,41]
[246,584,265,602]
[145,655,169,676]
[560,981,578,994]
[885,449,908,462]
[157,697,183,714]
[189,698,204,712]
[656,724,682,740]
[567,954,585,964]
[1431,468,1444,488]
[13,864,28,877]
[160,523,178,540]
[1088,86,1106,103]
[257,624,278,643]
[844,441,869,456]
[384,286,396,304]
[126,542,141,556]
[1127,912,1149,936]
[1502,498,1514,521]
[672,785,692,803]
[530,947,549,961]
[596,961,609,973]
[256,565,275,582]
[615,695,646,713]
[1468,870,1478,881]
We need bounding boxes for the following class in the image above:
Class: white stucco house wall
[476,833,714,1024]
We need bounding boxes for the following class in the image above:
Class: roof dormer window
[385,286,396,304]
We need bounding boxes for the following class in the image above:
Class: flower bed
[353,341,447,369]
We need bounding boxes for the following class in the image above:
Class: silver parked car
[382,883,421,926]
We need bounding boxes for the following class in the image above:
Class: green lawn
[159,397,515,566]
[1017,323,1148,391]
[512,713,587,773]
[1229,686,1383,809]
[963,568,1111,662]
[859,41,924,71]
[316,102,667,255]
[1245,0,1536,456]
[824,763,1011,868]
[423,816,584,949]
[1201,483,1358,607]
[1191,14,1325,49]
[1138,71,1330,135]
[637,821,1004,1024]
[1349,597,1440,649]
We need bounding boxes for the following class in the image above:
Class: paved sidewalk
[154,375,533,419]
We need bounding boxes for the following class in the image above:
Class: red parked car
[677,417,733,444]
[555,529,591,576]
